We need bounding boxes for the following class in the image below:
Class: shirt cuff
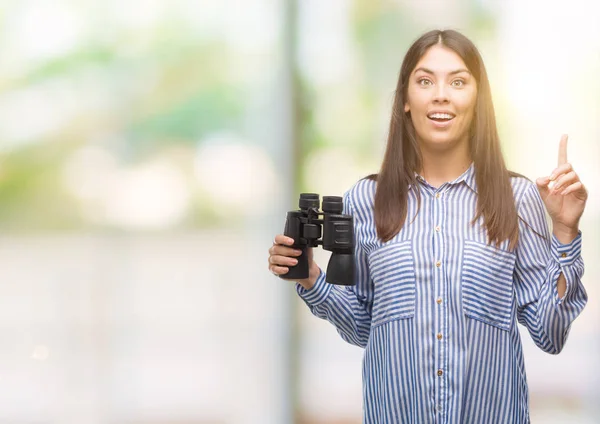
[551,230,582,267]
[551,230,583,303]
[295,268,331,306]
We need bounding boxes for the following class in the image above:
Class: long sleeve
[513,183,587,354]
[295,188,374,348]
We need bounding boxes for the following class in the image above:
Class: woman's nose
[432,84,449,103]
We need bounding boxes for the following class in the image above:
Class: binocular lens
[299,193,320,211]
[322,196,343,214]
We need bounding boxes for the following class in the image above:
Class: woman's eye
[451,79,465,87]
[418,79,432,86]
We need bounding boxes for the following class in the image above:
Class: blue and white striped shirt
[296,163,587,423]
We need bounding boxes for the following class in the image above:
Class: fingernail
[291,259,298,265]
[295,250,302,255]
[549,174,556,181]
[287,237,294,244]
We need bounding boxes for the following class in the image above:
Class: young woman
[267,29,588,423]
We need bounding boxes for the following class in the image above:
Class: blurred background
[0,0,597,423]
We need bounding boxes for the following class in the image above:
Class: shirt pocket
[461,239,516,331]
[368,239,416,327]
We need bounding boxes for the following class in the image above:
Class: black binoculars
[279,193,355,286]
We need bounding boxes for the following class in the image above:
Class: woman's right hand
[268,234,321,290]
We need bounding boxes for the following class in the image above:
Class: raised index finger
[558,134,568,166]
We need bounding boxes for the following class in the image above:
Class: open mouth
[427,112,455,122]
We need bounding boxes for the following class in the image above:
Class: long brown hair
[368,29,519,250]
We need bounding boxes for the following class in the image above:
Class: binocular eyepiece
[280,193,355,286]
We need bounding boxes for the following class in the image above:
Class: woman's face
[404,44,477,152]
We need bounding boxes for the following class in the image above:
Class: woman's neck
[418,143,472,188]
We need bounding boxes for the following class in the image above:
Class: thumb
[306,246,314,262]
[536,176,551,199]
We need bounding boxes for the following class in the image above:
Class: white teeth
[428,113,453,119]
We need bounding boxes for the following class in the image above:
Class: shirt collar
[456,162,477,193]
[410,162,477,193]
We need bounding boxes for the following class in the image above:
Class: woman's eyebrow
[414,67,471,76]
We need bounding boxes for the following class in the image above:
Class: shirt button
[437,369,443,377]
[436,297,442,305]
[435,261,441,268]
[437,333,443,340]
[435,225,441,233]
[436,193,441,199]
[437,404,443,413]
[561,252,567,258]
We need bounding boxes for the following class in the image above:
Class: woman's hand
[536,134,588,243]
[268,235,320,290]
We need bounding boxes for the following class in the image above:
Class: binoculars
[280,193,355,286]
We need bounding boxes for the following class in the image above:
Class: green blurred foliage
[0,0,500,232]
[0,10,246,231]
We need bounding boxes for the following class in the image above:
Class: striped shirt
[296,163,587,424]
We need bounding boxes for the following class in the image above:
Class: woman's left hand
[536,134,588,236]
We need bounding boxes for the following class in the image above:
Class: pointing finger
[558,134,568,166]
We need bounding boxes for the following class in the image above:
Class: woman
[267,29,587,423]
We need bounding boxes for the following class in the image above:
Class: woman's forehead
[413,45,469,75]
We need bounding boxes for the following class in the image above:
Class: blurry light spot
[103,160,191,229]
[195,132,278,216]
[63,148,192,229]
[31,345,49,361]
[10,2,84,63]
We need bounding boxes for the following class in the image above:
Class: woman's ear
[404,103,410,113]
